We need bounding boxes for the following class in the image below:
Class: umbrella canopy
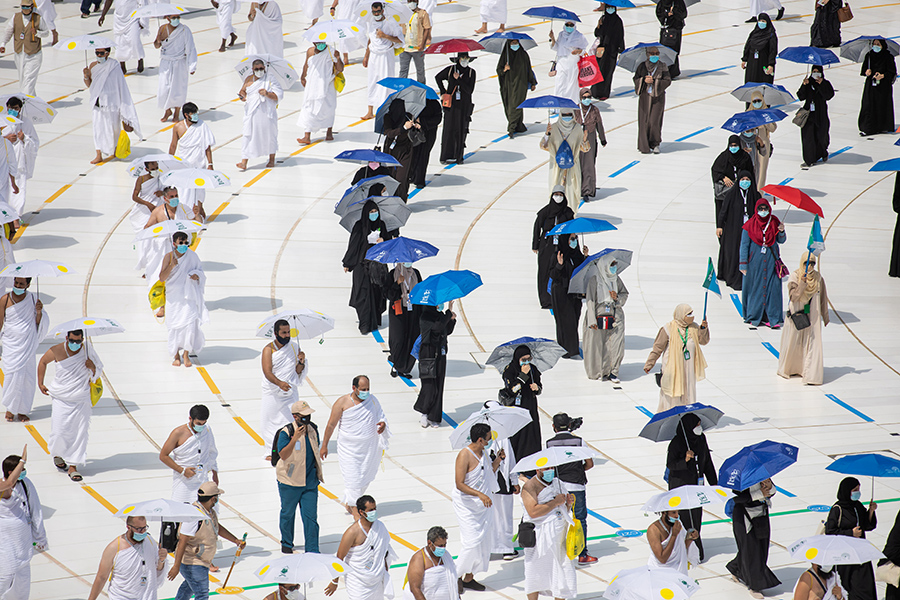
[0,202,21,225]
[235,54,300,89]
[568,248,632,294]
[0,94,56,125]
[759,184,824,218]
[256,553,349,584]
[48,317,125,339]
[335,175,401,214]
[0,260,73,279]
[131,3,190,18]
[448,406,532,450]
[478,32,537,54]
[778,46,840,65]
[517,95,579,110]
[869,158,900,172]
[115,498,210,521]
[56,34,116,51]
[545,217,617,236]
[425,38,485,54]
[604,566,699,600]
[365,236,438,264]
[513,446,594,472]
[133,220,205,242]
[303,19,365,49]
[601,0,636,7]
[730,82,795,106]
[638,403,724,442]
[409,269,482,305]
[358,0,412,22]
[649,0,699,6]
[722,108,787,133]
[522,6,580,21]
[339,196,411,232]
[373,80,439,132]
[128,153,188,177]
[377,77,441,99]
[718,440,799,491]
[788,535,885,566]
[161,168,231,190]
[826,454,900,478]
[257,309,335,340]
[840,36,900,62]
[0,115,22,130]
[641,485,733,513]
[617,42,678,72]
[334,148,401,167]
[485,337,566,372]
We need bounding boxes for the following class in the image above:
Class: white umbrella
[513,446,594,473]
[0,202,21,225]
[787,535,885,565]
[257,309,335,340]
[358,0,412,22]
[56,35,115,51]
[235,54,300,90]
[604,566,699,600]
[115,498,211,521]
[134,220,205,242]
[303,19,365,50]
[0,114,23,129]
[255,553,349,584]
[161,168,231,190]
[0,260,73,299]
[641,485,733,513]
[448,406,532,450]
[0,94,57,125]
[48,317,125,339]
[130,3,191,18]
[128,153,188,177]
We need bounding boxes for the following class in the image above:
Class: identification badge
[761,246,767,254]
[754,51,759,59]
[683,349,691,361]
[20,33,25,40]
[140,576,148,587]
[455,90,460,100]
[552,236,558,245]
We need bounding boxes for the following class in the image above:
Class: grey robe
[633,60,671,153]
[582,274,627,379]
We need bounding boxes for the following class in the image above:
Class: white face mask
[97,56,108,63]
[284,588,303,600]
[459,59,470,67]
[693,425,703,436]
[254,69,266,78]
[552,194,564,204]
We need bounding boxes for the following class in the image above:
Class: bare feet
[236,160,248,171]
[229,32,238,46]
[161,109,173,122]
[156,306,165,318]
[325,128,334,141]
[17,414,29,422]
[473,26,488,34]
[5,411,13,422]
[297,135,312,145]
[209,565,220,573]
[265,155,276,168]
[173,109,181,122]
[90,152,104,164]
[137,59,144,73]
[172,355,182,367]
[52,31,59,45]
[361,110,374,120]
[497,24,505,32]
[218,41,226,52]
[183,351,192,367]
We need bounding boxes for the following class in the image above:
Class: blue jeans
[571,490,588,557]
[80,0,101,14]
[278,481,319,552]
[175,564,209,600]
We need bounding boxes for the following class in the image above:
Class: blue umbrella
[517,95,579,110]
[638,403,724,442]
[478,31,537,54]
[544,217,617,236]
[870,158,900,172]
[334,149,401,167]
[826,453,900,500]
[377,77,440,99]
[840,36,900,62]
[896,138,900,147]
[373,80,439,134]
[568,248,632,294]
[522,6,580,21]
[410,269,483,305]
[334,175,400,214]
[365,236,439,263]
[721,108,788,133]
[486,337,566,372]
[718,440,799,491]
[617,42,678,72]
[730,82,795,106]
[600,0,635,7]
[777,46,840,66]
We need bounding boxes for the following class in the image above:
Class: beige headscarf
[394,263,419,309]
[797,251,820,304]
[661,303,708,397]
[749,90,769,110]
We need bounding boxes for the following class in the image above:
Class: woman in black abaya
[665,414,718,561]
[711,135,755,219]
[435,53,476,164]
[408,97,442,189]
[726,478,781,596]
[413,303,456,427]
[342,199,398,334]
[880,507,900,599]
[810,0,842,48]
[504,345,543,469]
[656,0,687,79]
[592,5,625,100]
[797,65,835,168]
[825,477,878,600]
[717,170,759,291]
[858,38,897,136]
[386,262,421,378]
[742,13,778,85]
[550,233,587,358]
[497,39,538,137]
[533,186,575,309]
[891,173,900,278]
[383,98,415,201]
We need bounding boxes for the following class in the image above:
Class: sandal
[69,471,83,482]
[53,456,67,470]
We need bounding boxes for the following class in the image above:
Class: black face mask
[275,334,290,346]
[296,415,311,425]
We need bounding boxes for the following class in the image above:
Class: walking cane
[215,532,248,594]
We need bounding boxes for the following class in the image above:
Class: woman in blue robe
[740,198,786,328]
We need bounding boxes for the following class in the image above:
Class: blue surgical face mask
[510,43,520,51]
[742,130,754,137]
[667,514,680,524]
[357,390,370,400]
[649,55,660,64]
[758,209,770,218]
[564,25,574,33]
[851,491,862,502]
[729,146,739,154]
[757,20,766,29]
[170,17,180,27]
[485,438,493,449]
[193,423,206,433]
[432,545,446,557]
[176,244,189,254]
[189,113,198,123]
[68,341,82,352]
[369,211,379,221]
[752,100,763,108]
[560,115,574,123]
[168,197,180,208]
[132,531,149,542]
[12,287,25,296]
[606,6,615,14]
[7,109,19,118]
[609,264,617,274]
[402,262,413,268]
[18,469,26,481]
[739,179,752,190]
[364,509,377,522]
[581,97,592,106]
[519,359,530,366]
[873,45,882,53]
[541,469,555,483]
[315,42,327,52]
[569,239,578,249]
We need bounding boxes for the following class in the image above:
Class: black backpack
[271,423,295,467]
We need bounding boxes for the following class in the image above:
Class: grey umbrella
[338,196,411,232]
[568,248,633,294]
[617,42,678,72]
[333,175,400,215]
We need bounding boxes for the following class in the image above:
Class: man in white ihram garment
[326,495,396,600]
[38,329,103,483]
[360,2,403,121]
[329,0,362,64]
[159,231,207,367]
[34,0,58,46]
[1,2,49,97]
[299,0,323,27]
[2,97,39,216]
[237,59,283,171]
[297,42,343,145]
[453,423,500,592]
[0,451,49,600]
[154,14,197,123]
[159,404,220,503]
[84,46,143,164]
[86,516,169,600]
[521,465,577,600]
[473,0,505,35]
[403,526,461,600]
[1,278,47,423]
[0,139,18,211]
[260,319,308,445]
[212,0,240,52]
[319,375,390,512]
[549,21,586,106]
[99,0,147,73]
[245,1,284,57]
[647,509,697,575]
[169,102,216,216]
[0,213,17,298]
[129,159,165,271]
[748,0,783,22]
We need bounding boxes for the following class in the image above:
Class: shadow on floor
[207,295,282,312]
[198,345,261,365]
[377,498,425,516]
[14,234,78,250]
[823,365,872,383]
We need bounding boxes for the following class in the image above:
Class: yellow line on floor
[10,224,26,243]
[390,533,418,551]
[82,485,119,513]
[207,201,231,222]
[288,141,321,156]
[243,169,271,187]
[0,368,3,385]
[861,1,900,6]
[25,424,49,453]
[45,184,72,204]
[318,485,338,500]
[234,417,266,446]
[683,28,714,37]
[196,366,222,394]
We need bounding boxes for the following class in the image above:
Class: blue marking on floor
[491,134,510,143]
[830,145,852,157]
[578,198,585,209]
[730,293,743,319]
[761,342,779,358]
[442,413,458,428]
[407,184,431,200]
[387,356,416,387]
[372,330,385,343]
[609,161,640,178]
[613,88,633,97]
[685,65,735,78]
[636,406,654,418]
[826,394,874,423]
[442,152,476,170]
[674,126,713,142]
[777,177,793,186]
[774,485,796,498]
[587,508,622,528]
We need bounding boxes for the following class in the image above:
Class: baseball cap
[198,482,224,496]
[291,401,315,416]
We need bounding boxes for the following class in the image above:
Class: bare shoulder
[521,477,540,497]
[335,393,353,411]
[47,342,66,361]
[306,47,316,57]
[171,423,191,446]
[174,121,187,136]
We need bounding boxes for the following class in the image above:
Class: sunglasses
[129,525,149,533]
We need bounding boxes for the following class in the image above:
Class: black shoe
[461,579,486,591]
[400,372,413,379]
[502,550,519,561]
[281,545,293,554]
[745,16,757,22]
[776,6,784,19]
[695,538,705,562]
[391,369,398,378]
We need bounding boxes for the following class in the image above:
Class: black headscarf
[747,13,776,51]
[712,135,755,183]
[671,414,704,450]
[385,98,408,129]
[864,40,898,81]
[836,477,861,506]
[360,198,385,233]
[542,188,570,219]
[511,344,531,368]
[503,344,540,381]
[731,168,760,217]
[882,507,900,564]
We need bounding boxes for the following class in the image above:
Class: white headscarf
[594,255,618,303]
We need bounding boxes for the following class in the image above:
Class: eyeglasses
[129,525,149,533]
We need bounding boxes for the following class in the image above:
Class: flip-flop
[53,456,67,470]
[69,471,83,482]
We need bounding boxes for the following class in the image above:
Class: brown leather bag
[837,1,853,22]
[441,93,452,108]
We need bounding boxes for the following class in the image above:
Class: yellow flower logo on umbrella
[67,41,77,49]
[667,496,682,508]
[805,548,818,559]
[83,319,96,325]
[536,457,548,467]
[194,178,206,186]
[56,265,68,273]
[659,588,674,600]
[332,563,345,573]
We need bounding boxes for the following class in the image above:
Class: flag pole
[703,289,708,322]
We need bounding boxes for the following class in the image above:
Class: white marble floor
[1,0,899,598]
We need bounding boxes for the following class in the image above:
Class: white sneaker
[420,414,429,428]
[652,146,660,154]
[609,375,620,384]
[428,420,441,428]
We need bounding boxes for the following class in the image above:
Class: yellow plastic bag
[115,129,131,159]
[149,280,166,310]
[565,505,585,560]
[90,377,103,407]
[334,72,346,93]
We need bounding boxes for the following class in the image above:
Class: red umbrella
[759,184,824,218]
[424,38,485,54]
